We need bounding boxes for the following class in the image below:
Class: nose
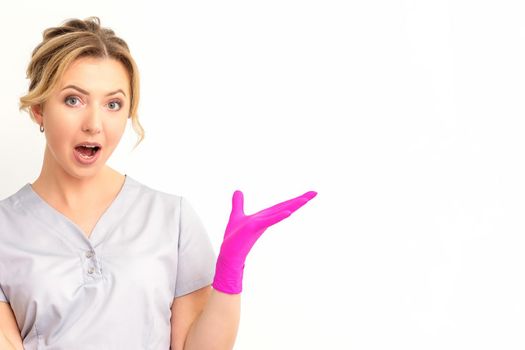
[82,105,102,134]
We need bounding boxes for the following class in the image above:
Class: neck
[31,147,125,210]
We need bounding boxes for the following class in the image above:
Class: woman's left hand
[212,190,318,294]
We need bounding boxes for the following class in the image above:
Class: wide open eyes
[64,96,123,111]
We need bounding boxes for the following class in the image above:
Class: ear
[31,104,44,124]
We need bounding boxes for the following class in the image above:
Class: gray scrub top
[0,175,217,349]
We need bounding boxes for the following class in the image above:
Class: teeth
[78,152,93,159]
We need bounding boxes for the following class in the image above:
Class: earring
[40,124,44,133]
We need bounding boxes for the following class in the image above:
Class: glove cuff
[212,255,245,294]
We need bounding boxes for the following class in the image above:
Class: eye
[64,96,81,106]
[107,100,122,111]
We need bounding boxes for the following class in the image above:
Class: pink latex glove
[212,190,318,294]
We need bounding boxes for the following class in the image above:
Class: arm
[0,302,23,350]
[185,289,240,349]
[0,329,17,350]
[172,190,316,350]
[170,286,240,350]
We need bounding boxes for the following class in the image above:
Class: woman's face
[33,56,130,180]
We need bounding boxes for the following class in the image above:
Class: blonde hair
[19,16,144,147]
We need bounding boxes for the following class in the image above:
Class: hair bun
[42,17,117,41]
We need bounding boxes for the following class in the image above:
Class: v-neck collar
[14,175,141,249]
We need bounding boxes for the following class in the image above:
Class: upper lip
[75,142,102,149]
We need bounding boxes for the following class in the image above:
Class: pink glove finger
[230,190,245,219]
[256,192,316,218]
[254,210,292,228]
[255,191,317,216]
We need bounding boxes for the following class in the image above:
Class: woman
[0,17,316,349]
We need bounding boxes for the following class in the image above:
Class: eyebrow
[61,84,127,97]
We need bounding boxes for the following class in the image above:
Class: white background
[1,1,524,349]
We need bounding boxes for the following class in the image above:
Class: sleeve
[174,196,217,298]
[0,261,7,303]
[0,286,7,303]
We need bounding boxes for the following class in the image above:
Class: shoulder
[0,184,32,221]
[123,177,205,236]
[124,177,205,230]
[0,184,34,246]
[124,175,190,212]
[126,175,180,199]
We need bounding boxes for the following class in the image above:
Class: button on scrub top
[0,175,217,349]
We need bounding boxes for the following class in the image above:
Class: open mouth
[75,145,101,159]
